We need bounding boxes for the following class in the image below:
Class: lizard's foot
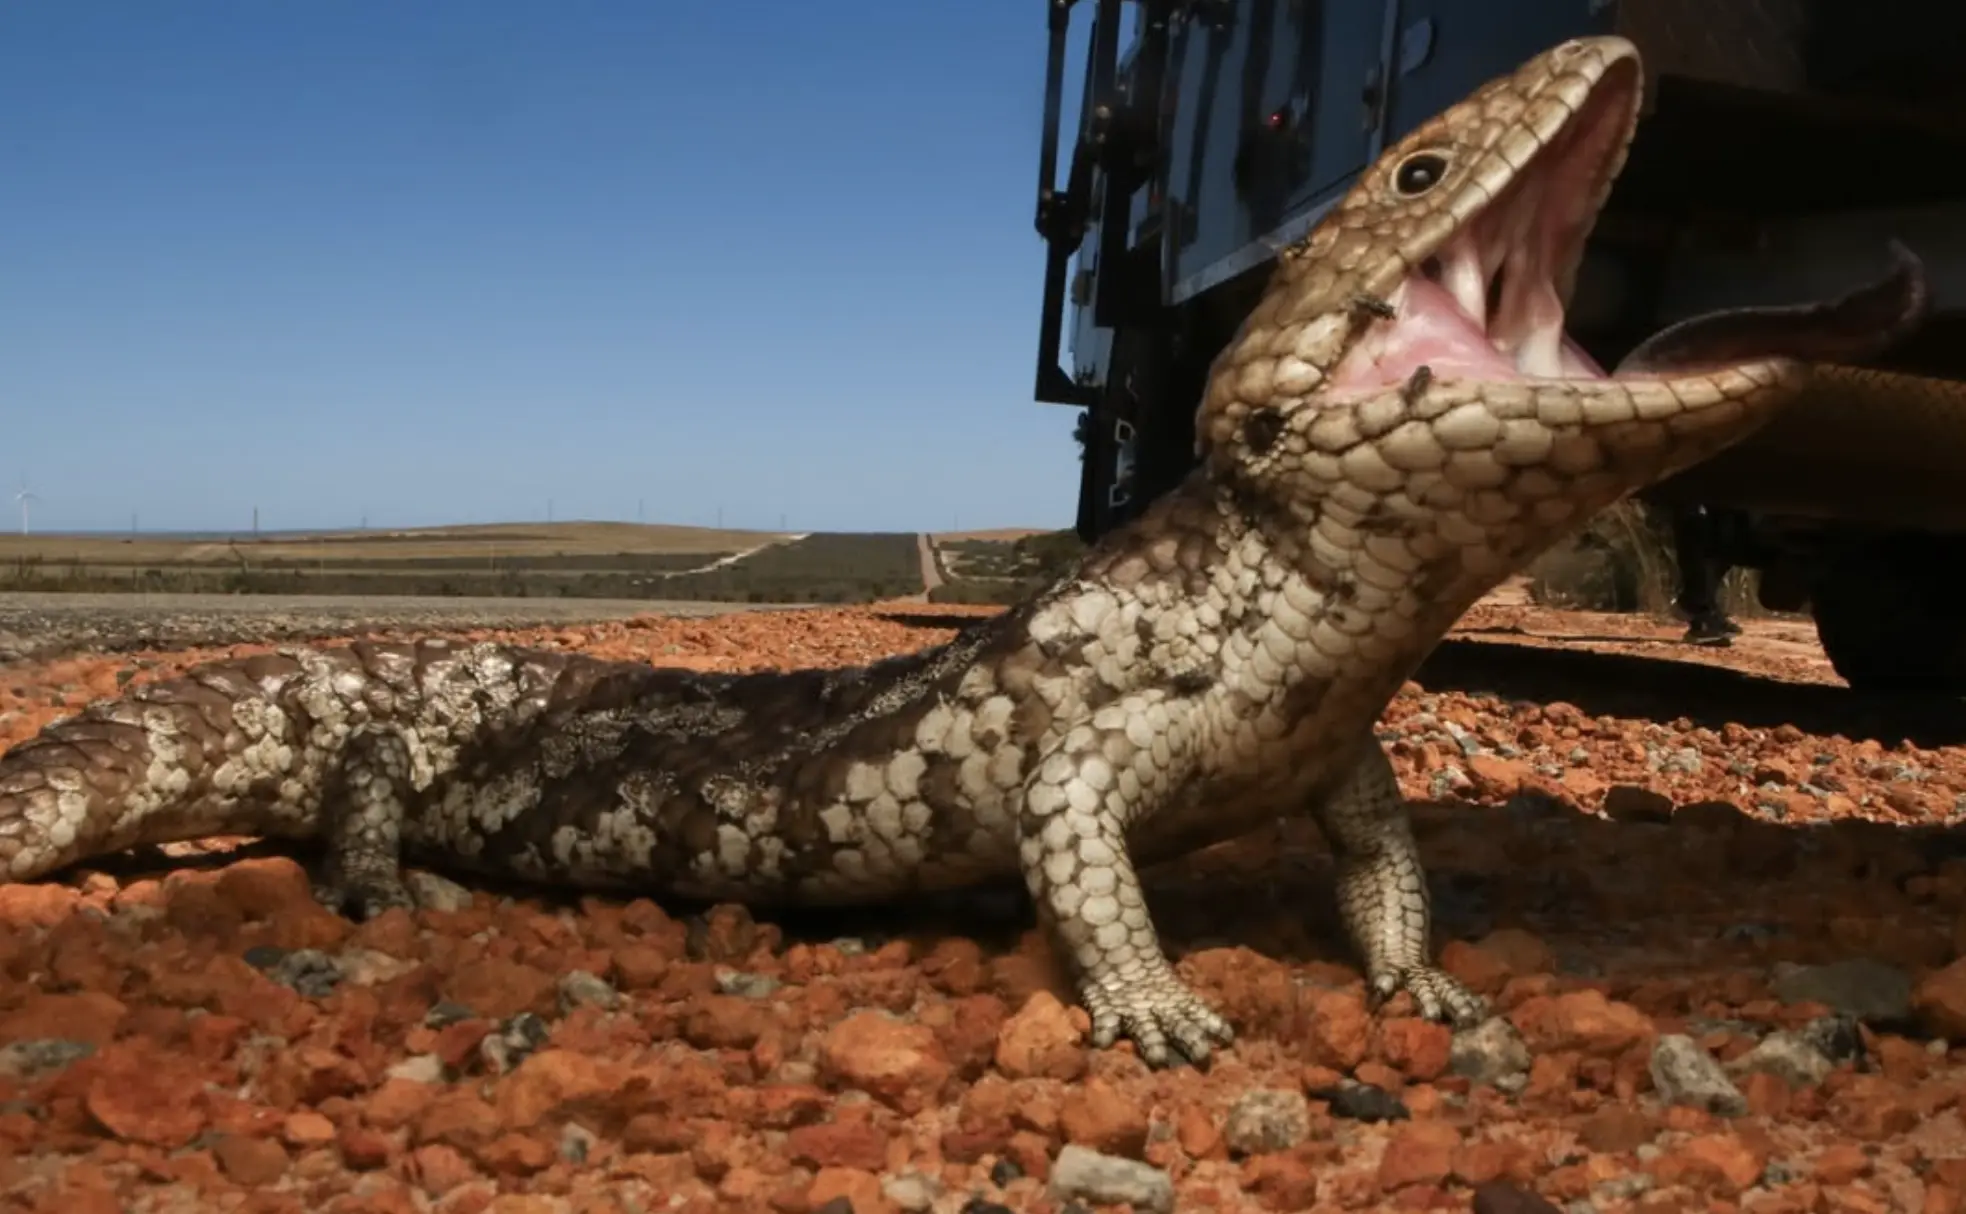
[313,873,416,922]
[1367,964,1488,1027]
[1081,961,1235,1068]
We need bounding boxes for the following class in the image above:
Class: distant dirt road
[916,534,944,594]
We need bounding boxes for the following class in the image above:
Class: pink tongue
[1326,275,1613,393]
[1331,278,1517,393]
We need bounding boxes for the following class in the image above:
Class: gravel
[2,594,1966,1211]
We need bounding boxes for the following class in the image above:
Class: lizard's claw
[1081,964,1235,1068]
[1367,965,1488,1027]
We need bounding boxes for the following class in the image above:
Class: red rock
[1305,987,1373,1070]
[1913,958,1966,1038]
[1438,940,1513,996]
[1243,1149,1323,1210]
[1812,1142,1871,1185]
[443,959,556,1020]
[1450,1137,1538,1186]
[1509,989,1655,1056]
[919,937,988,995]
[365,1077,440,1130]
[1467,754,1532,796]
[206,1093,285,1139]
[1656,1132,1766,1194]
[1005,1128,1053,1182]
[1829,1075,1921,1140]
[1355,1059,1404,1092]
[337,1125,397,1170]
[1473,929,1556,976]
[1752,759,1797,786]
[183,1012,251,1063]
[993,990,1087,1080]
[1576,1106,1658,1154]
[213,858,319,918]
[213,1134,290,1186]
[806,1166,896,1214]
[282,1110,337,1148]
[1738,1071,1793,1119]
[348,906,422,957]
[944,1076,1017,1161]
[1377,1120,1460,1190]
[1885,782,1929,814]
[617,896,682,939]
[924,992,1008,1079]
[1874,1034,1934,1084]
[1559,768,1606,802]
[717,1166,779,1209]
[430,1018,496,1070]
[0,990,129,1045]
[752,1084,831,1129]
[682,995,777,1050]
[411,1090,500,1149]
[786,1120,889,1171]
[252,1043,368,1109]
[816,1011,951,1115]
[0,881,81,928]
[82,1044,208,1148]
[1058,1076,1149,1157]
[408,1142,480,1197]
[477,1132,556,1175]
[1379,1017,1452,1081]
[1176,1102,1225,1162]
[621,1113,693,1154]
[693,904,774,963]
[492,1049,613,1132]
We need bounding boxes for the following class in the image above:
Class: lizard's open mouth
[1328,50,1924,395]
[1328,53,1641,394]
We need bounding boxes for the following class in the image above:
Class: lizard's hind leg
[1317,740,1487,1026]
[312,729,419,920]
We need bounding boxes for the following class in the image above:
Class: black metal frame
[1032,0,1176,407]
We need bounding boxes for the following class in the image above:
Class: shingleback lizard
[0,37,1929,1067]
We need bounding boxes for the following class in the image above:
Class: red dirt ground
[3,589,1965,1213]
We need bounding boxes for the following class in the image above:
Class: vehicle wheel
[1808,537,1966,694]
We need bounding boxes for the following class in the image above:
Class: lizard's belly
[398,735,1033,907]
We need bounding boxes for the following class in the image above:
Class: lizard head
[1197,35,1925,585]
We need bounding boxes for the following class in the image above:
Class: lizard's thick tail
[0,655,318,883]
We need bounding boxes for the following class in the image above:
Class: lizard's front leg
[313,728,419,920]
[1318,739,1486,1025]
[1018,725,1234,1067]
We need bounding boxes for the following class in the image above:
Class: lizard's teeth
[1517,313,1567,377]
[1441,236,1488,328]
[1509,269,1570,377]
[1515,273,1568,376]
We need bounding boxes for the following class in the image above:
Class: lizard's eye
[1393,151,1449,196]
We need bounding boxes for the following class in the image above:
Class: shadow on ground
[1416,636,1966,749]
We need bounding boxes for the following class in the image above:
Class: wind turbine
[14,483,37,536]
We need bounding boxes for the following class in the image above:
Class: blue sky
[0,2,1099,535]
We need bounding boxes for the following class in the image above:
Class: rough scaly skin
[0,39,1821,1066]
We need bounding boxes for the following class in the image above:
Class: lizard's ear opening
[1242,406,1285,455]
